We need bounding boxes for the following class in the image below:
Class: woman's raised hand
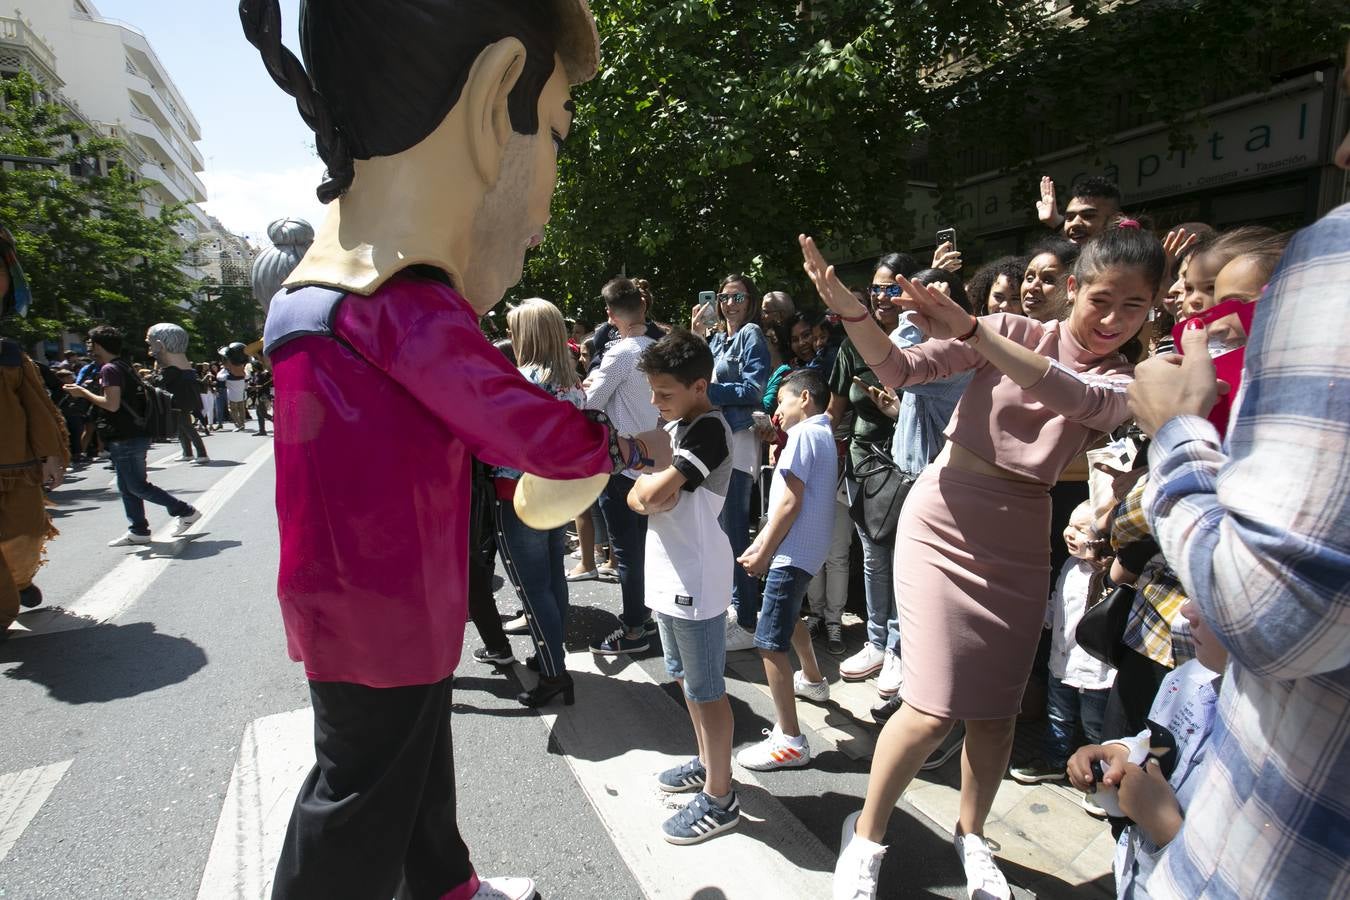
[895,275,973,340]
[799,234,867,316]
[1162,227,1199,265]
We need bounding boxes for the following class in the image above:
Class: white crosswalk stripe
[0,760,73,864]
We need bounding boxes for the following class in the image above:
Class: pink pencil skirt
[896,464,1052,720]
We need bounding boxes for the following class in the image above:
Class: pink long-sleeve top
[268,272,614,687]
[870,314,1134,484]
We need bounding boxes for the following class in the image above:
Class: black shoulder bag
[1075,576,1136,668]
[848,442,914,545]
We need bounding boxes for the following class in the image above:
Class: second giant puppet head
[239,0,599,313]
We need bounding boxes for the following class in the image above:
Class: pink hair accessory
[1117,218,1141,230]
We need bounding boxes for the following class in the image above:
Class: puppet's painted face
[464,55,574,314]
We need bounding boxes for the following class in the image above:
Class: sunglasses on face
[717,292,748,305]
[868,284,902,300]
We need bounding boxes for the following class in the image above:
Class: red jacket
[270,272,612,687]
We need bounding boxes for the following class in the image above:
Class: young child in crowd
[1067,598,1226,899]
[1011,502,1116,807]
[628,329,739,845]
[734,369,837,770]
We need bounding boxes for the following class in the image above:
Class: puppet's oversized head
[146,322,191,359]
[240,0,598,314]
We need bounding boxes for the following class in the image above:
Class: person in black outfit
[146,323,208,463]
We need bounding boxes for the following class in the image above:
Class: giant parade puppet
[239,3,638,898]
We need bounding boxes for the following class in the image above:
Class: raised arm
[1141,210,1350,680]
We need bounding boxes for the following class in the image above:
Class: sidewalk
[722,611,1116,900]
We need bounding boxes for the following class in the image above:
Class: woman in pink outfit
[804,227,1164,900]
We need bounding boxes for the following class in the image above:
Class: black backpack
[101,360,178,442]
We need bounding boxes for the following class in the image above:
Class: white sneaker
[108,531,152,547]
[724,612,757,652]
[471,876,537,900]
[876,648,903,698]
[173,508,202,536]
[737,725,811,770]
[953,828,1011,900]
[839,643,885,680]
[794,670,830,703]
[833,810,885,900]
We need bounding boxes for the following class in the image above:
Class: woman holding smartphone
[692,274,770,650]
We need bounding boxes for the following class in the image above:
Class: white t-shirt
[644,411,734,620]
[217,368,246,402]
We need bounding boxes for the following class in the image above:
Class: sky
[90,0,325,244]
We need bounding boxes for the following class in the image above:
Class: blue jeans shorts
[656,612,727,703]
[754,565,813,652]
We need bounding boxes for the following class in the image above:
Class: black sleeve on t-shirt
[673,417,729,491]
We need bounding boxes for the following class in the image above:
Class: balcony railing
[0,16,58,74]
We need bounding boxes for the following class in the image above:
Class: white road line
[196,708,312,900]
[12,442,275,638]
[533,650,836,900]
[0,760,73,864]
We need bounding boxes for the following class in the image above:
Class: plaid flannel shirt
[1143,204,1350,899]
[1111,477,1194,667]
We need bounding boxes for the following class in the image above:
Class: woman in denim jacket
[694,273,771,646]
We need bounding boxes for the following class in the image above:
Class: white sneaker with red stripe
[736,724,811,771]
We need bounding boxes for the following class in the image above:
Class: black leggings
[176,416,206,458]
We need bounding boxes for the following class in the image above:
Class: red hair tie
[1117,218,1141,230]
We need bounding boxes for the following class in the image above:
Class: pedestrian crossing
[0,648,1115,900]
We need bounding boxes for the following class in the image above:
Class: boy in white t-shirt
[627,330,738,845]
[734,368,836,771]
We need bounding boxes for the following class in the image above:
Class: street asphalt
[0,429,1058,899]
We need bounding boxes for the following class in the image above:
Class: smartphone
[1172,298,1257,440]
[936,227,957,249]
[697,290,717,328]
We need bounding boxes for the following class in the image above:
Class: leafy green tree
[184,285,262,360]
[517,0,1344,328]
[0,71,196,355]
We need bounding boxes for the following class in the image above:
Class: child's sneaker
[657,756,707,793]
[661,791,740,845]
[736,725,811,770]
[793,670,830,703]
[833,810,885,900]
[953,828,1011,900]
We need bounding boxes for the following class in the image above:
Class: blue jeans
[846,478,897,651]
[107,435,194,535]
[596,474,648,630]
[657,613,727,703]
[755,566,812,652]
[1045,676,1110,766]
[720,468,761,629]
[496,498,570,677]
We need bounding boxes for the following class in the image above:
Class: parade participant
[0,227,67,634]
[803,227,1161,900]
[66,326,201,546]
[217,342,249,430]
[242,2,637,898]
[145,323,208,463]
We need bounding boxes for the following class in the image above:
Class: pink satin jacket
[268,272,612,687]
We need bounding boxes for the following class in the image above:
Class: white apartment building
[15,0,210,275]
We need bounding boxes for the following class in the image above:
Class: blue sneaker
[657,757,707,793]
[589,626,649,655]
[662,791,740,845]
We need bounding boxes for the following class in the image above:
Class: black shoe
[18,584,43,609]
[921,722,965,771]
[642,617,658,636]
[473,645,514,666]
[524,654,540,673]
[1009,757,1066,784]
[872,694,904,723]
[517,673,574,708]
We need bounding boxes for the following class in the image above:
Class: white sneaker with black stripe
[661,790,740,845]
[736,725,811,771]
